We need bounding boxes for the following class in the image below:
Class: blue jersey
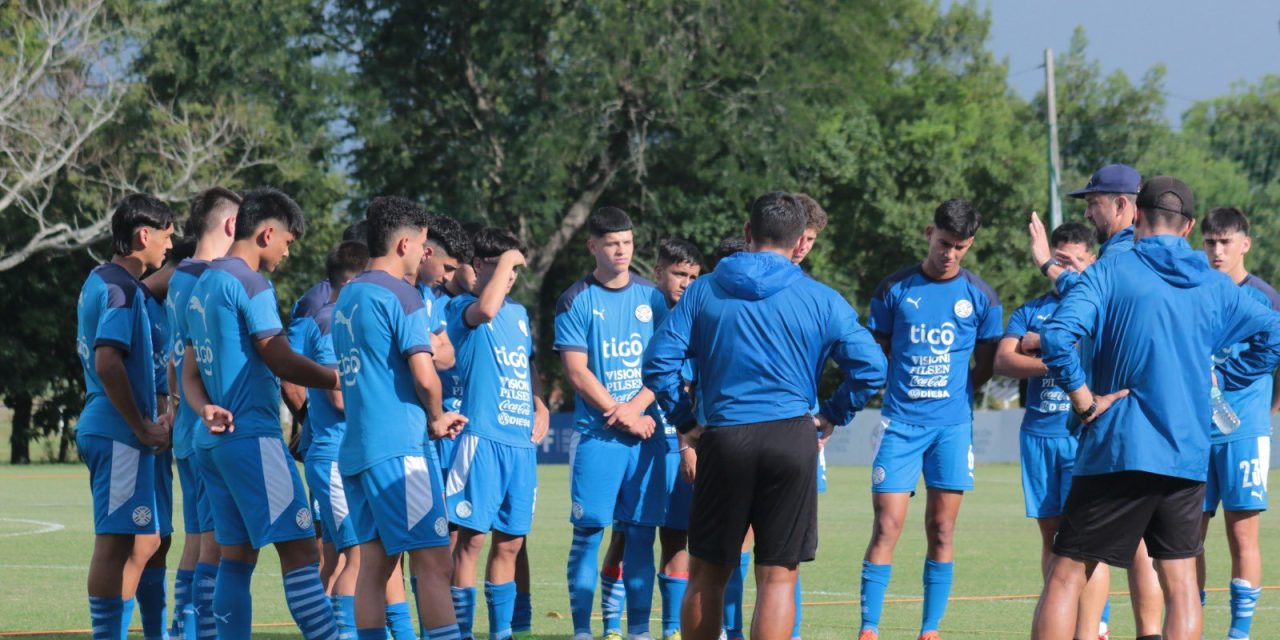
[1005,293,1071,437]
[288,302,344,461]
[1214,274,1280,443]
[186,257,286,449]
[424,285,465,413]
[144,287,171,397]
[291,279,331,322]
[868,265,1003,426]
[166,259,209,459]
[446,294,536,448]
[333,270,434,475]
[554,274,669,439]
[76,263,157,447]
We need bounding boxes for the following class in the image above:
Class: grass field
[1,462,1277,639]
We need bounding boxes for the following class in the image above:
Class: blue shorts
[445,435,537,536]
[305,458,359,550]
[870,419,973,493]
[1205,436,1271,514]
[346,454,450,555]
[433,437,458,484]
[1020,433,1077,519]
[662,450,693,531]
[155,451,174,537]
[569,431,668,528]
[176,456,215,534]
[78,434,160,536]
[196,437,315,549]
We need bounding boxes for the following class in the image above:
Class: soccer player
[165,187,240,640]
[1033,177,1280,640]
[444,227,551,640]
[994,221,1110,639]
[1198,206,1280,640]
[289,241,371,639]
[644,191,886,640]
[859,199,1003,640]
[75,194,175,640]
[557,206,669,640]
[331,196,467,640]
[181,187,343,640]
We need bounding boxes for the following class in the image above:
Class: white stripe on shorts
[108,441,141,515]
[328,461,350,531]
[567,430,581,493]
[1259,436,1271,492]
[259,438,295,524]
[446,434,479,498]
[403,455,432,531]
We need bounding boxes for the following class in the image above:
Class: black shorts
[1052,471,1205,568]
[687,416,818,567]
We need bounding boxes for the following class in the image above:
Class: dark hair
[234,187,305,241]
[657,238,704,269]
[472,226,526,261]
[748,191,807,248]
[587,206,633,237]
[1143,192,1189,230]
[1202,206,1250,237]
[183,187,241,239]
[166,238,198,266]
[326,240,370,285]
[713,235,748,268]
[111,193,175,256]
[365,196,430,258]
[1050,221,1095,251]
[342,219,368,244]
[933,199,981,238]
[427,214,474,263]
[793,193,829,231]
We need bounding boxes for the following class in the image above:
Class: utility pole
[1045,48,1063,230]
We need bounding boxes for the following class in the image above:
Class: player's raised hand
[1029,211,1052,267]
[431,411,468,439]
[202,404,235,435]
[138,418,170,452]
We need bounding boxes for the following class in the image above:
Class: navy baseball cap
[1067,164,1142,198]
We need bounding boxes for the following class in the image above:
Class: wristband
[1074,398,1098,421]
[1039,258,1058,275]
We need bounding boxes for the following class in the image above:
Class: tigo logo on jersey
[339,350,362,386]
[954,299,974,319]
[635,304,653,323]
[132,506,153,527]
[909,323,956,356]
[495,345,530,379]
[295,507,313,530]
[76,336,91,364]
[602,333,645,367]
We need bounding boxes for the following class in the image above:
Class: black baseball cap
[1136,176,1195,219]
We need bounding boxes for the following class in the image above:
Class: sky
[962,0,1280,125]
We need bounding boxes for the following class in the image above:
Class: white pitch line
[0,518,65,538]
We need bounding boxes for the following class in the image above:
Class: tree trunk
[8,392,33,465]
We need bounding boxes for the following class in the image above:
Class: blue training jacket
[1041,234,1280,481]
[643,251,886,428]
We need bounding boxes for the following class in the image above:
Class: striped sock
[567,527,603,636]
[859,561,891,633]
[1229,578,1262,639]
[486,581,517,640]
[452,586,477,639]
[622,524,657,637]
[213,559,254,640]
[282,563,339,640]
[172,569,194,639]
[334,595,356,640]
[90,596,124,640]
[138,566,169,640]
[512,591,532,633]
[425,623,463,640]
[357,630,387,640]
[192,563,218,640]
[600,564,625,633]
[386,601,416,640]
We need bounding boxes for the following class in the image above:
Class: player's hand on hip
[815,414,835,446]
[201,404,235,435]
[431,411,468,439]
[138,418,170,452]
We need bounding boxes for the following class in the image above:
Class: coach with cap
[1031,177,1280,640]
[1030,163,1142,292]
[643,191,886,640]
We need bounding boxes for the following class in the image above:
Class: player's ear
[223,215,237,238]
[260,224,274,248]
[742,221,752,246]
[1179,217,1195,239]
[134,226,150,251]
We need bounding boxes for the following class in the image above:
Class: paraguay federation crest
[131,506,153,527]
[296,507,313,530]
[953,299,974,319]
[635,304,653,323]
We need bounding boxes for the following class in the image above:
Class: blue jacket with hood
[1041,234,1280,481]
[643,251,886,428]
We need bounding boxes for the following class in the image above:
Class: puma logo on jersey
[904,297,921,309]
[1035,314,1051,322]
[592,308,606,319]
[1252,490,1265,499]
[334,305,358,341]
[188,295,210,332]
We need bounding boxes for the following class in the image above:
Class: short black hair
[326,240,370,285]
[111,193,175,256]
[365,196,430,258]
[587,206,633,237]
[428,214,474,263]
[657,238,703,269]
[183,187,241,239]
[342,219,368,244]
[472,226,526,261]
[933,199,981,238]
[748,191,807,249]
[713,235,748,269]
[234,187,305,241]
[166,238,198,266]
[1050,221,1095,251]
[1202,207,1250,237]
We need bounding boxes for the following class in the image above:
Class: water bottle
[1211,377,1241,435]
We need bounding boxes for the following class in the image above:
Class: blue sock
[567,526,604,636]
[334,595,356,640]
[658,574,687,637]
[1202,589,1208,607]
[192,563,218,640]
[172,569,194,639]
[1101,599,1110,624]
[600,564,625,633]
[791,576,802,639]
[90,596,125,640]
[622,524,657,636]
[920,559,954,634]
[138,566,169,640]
[485,581,517,640]
[122,598,136,637]
[386,601,415,640]
[283,563,338,639]
[723,551,750,638]
[512,591,532,633]
[859,561,891,633]
[452,586,477,639]
[1229,578,1262,639]
[425,624,463,640]
[358,630,389,640]
[213,559,253,640]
